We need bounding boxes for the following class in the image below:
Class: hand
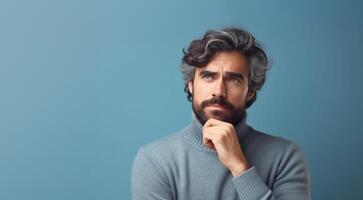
[202,118,251,177]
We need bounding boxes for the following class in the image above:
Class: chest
[170,149,240,200]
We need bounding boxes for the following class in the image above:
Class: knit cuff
[232,167,271,199]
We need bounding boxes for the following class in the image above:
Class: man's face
[188,51,255,125]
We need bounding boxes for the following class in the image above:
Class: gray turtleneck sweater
[131,113,311,200]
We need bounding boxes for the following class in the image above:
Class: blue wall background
[1,0,362,199]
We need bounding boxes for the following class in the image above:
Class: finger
[202,136,210,145]
[202,133,214,150]
[204,118,231,128]
[203,126,224,144]
[203,128,219,151]
[205,141,216,150]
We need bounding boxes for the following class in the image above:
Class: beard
[192,95,245,126]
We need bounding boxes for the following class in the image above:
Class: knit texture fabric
[132,112,311,200]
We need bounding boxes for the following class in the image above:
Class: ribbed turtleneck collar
[183,111,250,152]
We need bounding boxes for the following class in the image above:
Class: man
[131,27,311,200]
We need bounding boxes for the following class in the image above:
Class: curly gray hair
[180,27,271,108]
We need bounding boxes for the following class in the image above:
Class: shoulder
[134,128,187,166]
[141,127,186,152]
[243,126,307,162]
[245,126,299,150]
[131,131,185,197]
[243,126,310,178]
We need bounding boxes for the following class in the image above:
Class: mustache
[201,97,234,110]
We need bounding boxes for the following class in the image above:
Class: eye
[227,78,241,85]
[201,73,213,81]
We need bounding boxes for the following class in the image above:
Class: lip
[206,104,228,109]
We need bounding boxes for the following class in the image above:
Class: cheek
[193,82,212,100]
[228,89,248,105]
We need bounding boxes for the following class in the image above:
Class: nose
[212,77,227,98]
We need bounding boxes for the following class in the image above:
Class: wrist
[229,161,251,177]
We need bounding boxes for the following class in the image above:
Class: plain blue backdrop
[1,0,362,199]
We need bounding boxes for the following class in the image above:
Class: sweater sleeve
[131,148,173,200]
[232,143,311,200]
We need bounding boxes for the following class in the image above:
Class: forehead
[199,51,249,76]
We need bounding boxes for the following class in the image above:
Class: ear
[246,90,255,101]
[188,81,193,94]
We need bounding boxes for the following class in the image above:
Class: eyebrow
[199,70,246,80]
[224,71,246,80]
[199,70,218,77]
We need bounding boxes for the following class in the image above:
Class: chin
[206,111,231,122]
